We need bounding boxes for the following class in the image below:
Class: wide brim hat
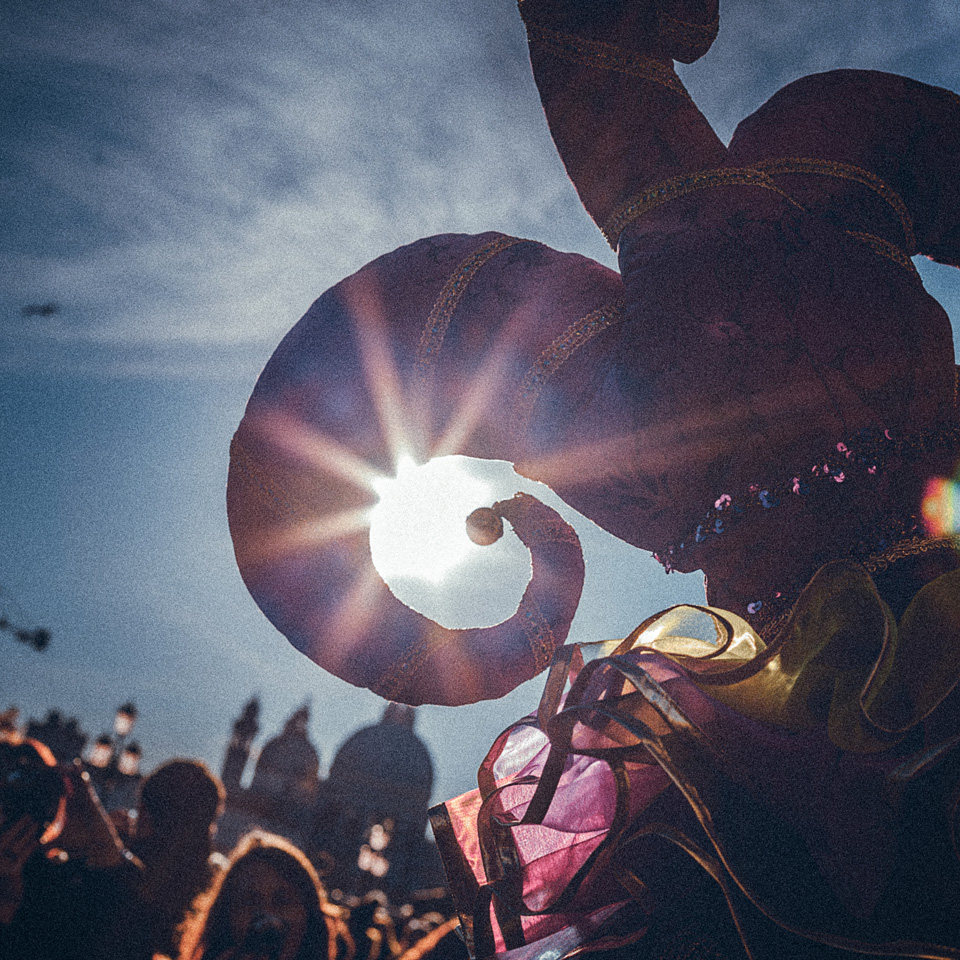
[228,233,620,705]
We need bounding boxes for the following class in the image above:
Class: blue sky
[2,0,959,805]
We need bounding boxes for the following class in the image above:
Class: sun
[368,455,496,583]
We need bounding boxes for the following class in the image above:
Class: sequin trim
[862,534,960,573]
[505,494,584,548]
[415,235,525,377]
[653,423,960,574]
[656,10,719,48]
[375,599,559,701]
[523,23,691,100]
[748,532,960,640]
[512,298,626,438]
[376,632,433,703]
[518,595,559,673]
[753,157,917,252]
[600,167,803,249]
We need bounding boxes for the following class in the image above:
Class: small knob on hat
[466,507,503,546]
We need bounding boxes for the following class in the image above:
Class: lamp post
[85,702,140,812]
[113,702,138,739]
[87,734,113,769]
[117,742,141,777]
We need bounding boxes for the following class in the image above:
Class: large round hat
[227,233,618,705]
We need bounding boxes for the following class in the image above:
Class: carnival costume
[228,1,960,956]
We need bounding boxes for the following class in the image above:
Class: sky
[2,0,959,809]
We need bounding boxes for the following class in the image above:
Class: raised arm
[517,0,727,244]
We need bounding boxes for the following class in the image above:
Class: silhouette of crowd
[0,732,468,960]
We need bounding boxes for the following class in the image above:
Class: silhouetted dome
[250,704,319,797]
[328,705,433,800]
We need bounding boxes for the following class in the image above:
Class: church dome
[328,703,433,803]
[250,705,319,797]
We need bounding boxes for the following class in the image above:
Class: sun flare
[369,455,496,583]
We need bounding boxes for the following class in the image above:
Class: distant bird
[0,617,50,651]
[20,302,60,318]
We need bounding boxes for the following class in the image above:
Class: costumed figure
[227,1,960,956]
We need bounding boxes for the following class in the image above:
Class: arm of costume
[516,0,727,243]
[727,69,960,267]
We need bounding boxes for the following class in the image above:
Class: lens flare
[922,475,960,537]
[369,455,495,583]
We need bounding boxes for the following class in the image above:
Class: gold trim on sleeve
[523,22,691,100]
[844,230,919,278]
[753,157,917,252]
[601,167,803,249]
[415,235,525,377]
[862,534,960,573]
[656,10,720,49]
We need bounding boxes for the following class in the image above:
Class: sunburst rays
[245,272,581,663]
[312,561,389,674]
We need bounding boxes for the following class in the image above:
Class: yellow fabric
[606,562,960,753]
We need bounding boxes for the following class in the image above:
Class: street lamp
[85,703,142,812]
[87,734,113,769]
[117,742,141,777]
[113,702,138,738]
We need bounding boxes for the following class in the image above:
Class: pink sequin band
[652,423,960,577]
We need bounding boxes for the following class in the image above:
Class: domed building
[312,703,443,896]
[217,702,321,852]
[250,704,320,802]
[222,696,259,792]
[218,698,443,898]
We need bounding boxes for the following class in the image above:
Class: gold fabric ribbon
[610,561,960,754]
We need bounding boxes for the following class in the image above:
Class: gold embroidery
[375,599,559,701]
[601,168,803,249]
[376,633,430,703]
[512,299,625,437]
[658,11,719,35]
[602,161,918,277]
[750,533,960,640]
[862,534,960,573]
[500,492,583,548]
[656,10,719,50]
[523,23,691,100]
[844,230,919,277]
[517,595,559,673]
[753,157,916,252]
[415,235,525,378]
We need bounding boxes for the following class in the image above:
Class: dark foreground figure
[0,736,466,960]
[226,1,960,958]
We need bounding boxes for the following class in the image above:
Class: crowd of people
[0,733,467,960]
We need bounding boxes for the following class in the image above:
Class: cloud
[685,0,960,140]
[1,0,592,378]
[2,0,957,377]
